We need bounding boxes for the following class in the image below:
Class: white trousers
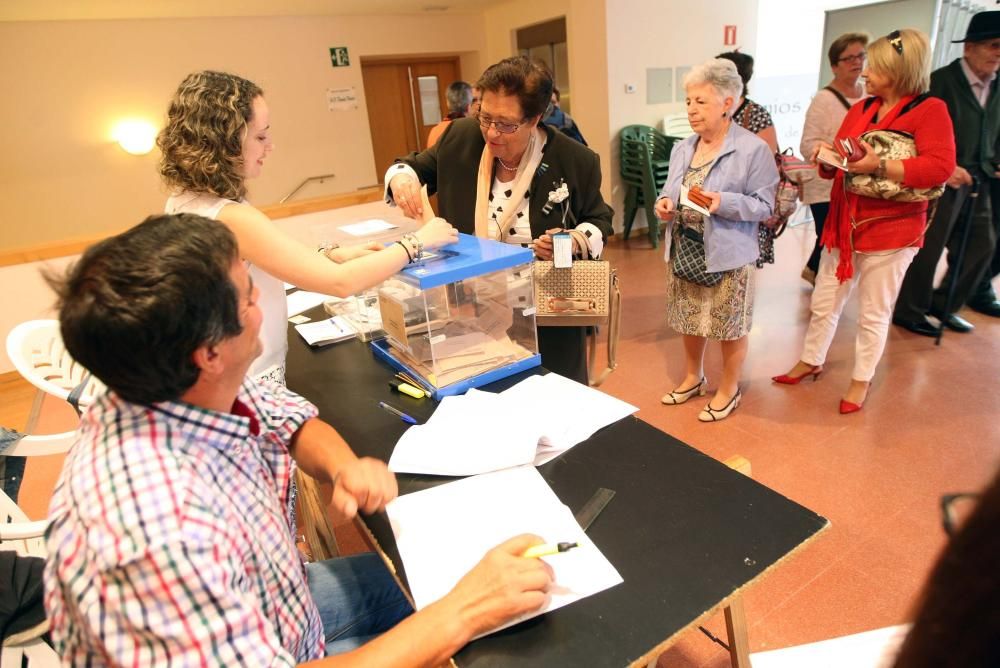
[802,246,919,382]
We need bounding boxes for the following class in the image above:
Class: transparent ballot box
[324,288,384,342]
[370,233,540,399]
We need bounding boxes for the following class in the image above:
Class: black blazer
[930,58,1000,177]
[392,117,614,242]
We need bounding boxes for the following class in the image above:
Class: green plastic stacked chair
[620,125,676,248]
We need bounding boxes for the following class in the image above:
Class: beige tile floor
[10,221,1000,665]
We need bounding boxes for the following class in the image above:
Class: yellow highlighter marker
[388,379,425,399]
[523,541,579,559]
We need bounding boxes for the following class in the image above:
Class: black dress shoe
[930,311,975,333]
[968,299,1000,318]
[892,316,940,337]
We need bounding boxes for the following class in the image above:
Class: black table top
[286,312,828,666]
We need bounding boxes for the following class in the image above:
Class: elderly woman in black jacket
[384,56,614,384]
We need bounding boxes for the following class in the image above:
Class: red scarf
[824,95,917,282]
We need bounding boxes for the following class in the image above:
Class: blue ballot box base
[371,338,541,400]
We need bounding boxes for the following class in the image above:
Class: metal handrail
[279,173,336,203]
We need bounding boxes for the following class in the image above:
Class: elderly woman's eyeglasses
[888,30,904,56]
[837,52,866,64]
[475,112,523,135]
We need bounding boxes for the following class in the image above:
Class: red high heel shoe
[839,381,869,414]
[772,365,823,385]
[839,399,863,414]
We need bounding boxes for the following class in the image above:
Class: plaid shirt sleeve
[93,538,298,667]
[242,378,319,446]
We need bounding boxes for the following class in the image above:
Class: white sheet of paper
[679,183,711,216]
[387,374,637,475]
[386,466,623,636]
[294,316,356,347]
[502,374,638,465]
[286,290,334,316]
[750,624,910,668]
[340,219,398,237]
[388,391,539,475]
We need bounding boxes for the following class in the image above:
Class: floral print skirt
[666,219,755,341]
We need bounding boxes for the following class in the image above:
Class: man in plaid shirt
[43,214,553,666]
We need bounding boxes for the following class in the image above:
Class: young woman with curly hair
[158,71,457,383]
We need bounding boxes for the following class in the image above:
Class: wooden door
[361,57,460,182]
[408,60,460,150]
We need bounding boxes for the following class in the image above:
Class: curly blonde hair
[157,71,263,201]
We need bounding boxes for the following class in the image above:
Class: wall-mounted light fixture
[111,119,157,155]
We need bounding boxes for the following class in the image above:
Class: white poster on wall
[752,74,822,155]
[327,87,358,112]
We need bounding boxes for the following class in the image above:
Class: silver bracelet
[403,233,423,263]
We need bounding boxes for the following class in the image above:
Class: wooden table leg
[724,595,751,668]
[722,455,752,668]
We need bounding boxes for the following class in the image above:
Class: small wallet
[835,136,865,163]
[687,186,713,209]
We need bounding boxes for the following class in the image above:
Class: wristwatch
[873,158,887,179]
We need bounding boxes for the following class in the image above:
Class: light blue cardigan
[657,122,779,272]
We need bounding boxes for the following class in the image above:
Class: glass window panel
[418,76,441,126]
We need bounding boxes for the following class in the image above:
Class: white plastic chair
[0,486,48,557]
[0,640,58,668]
[0,445,65,668]
[6,320,104,428]
[1,430,75,555]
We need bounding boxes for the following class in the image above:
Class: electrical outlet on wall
[625,83,637,94]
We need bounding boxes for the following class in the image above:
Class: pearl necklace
[496,156,520,172]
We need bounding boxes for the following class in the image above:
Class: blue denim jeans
[306,553,413,655]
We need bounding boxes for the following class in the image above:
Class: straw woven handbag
[533,260,621,386]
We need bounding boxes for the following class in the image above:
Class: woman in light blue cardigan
[654,58,778,422]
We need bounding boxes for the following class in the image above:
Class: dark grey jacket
[930,58,1000,178]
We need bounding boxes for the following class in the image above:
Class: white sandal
[661,377,707,405]
[698,390,741,422]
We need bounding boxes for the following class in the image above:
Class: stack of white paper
[387,373,637,475]
[294,316,356,347]
[287,290,341,316]
[386,466,623,635]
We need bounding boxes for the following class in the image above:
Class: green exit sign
[329,47,350,68]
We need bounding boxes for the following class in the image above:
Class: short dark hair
[48,214,243,405]
[445,81,473,114]
[476,56,553,120]
[716,51,755,94]
[828,32,869,68]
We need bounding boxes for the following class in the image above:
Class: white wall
[605,0,760,234]
[754,0,890,152]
